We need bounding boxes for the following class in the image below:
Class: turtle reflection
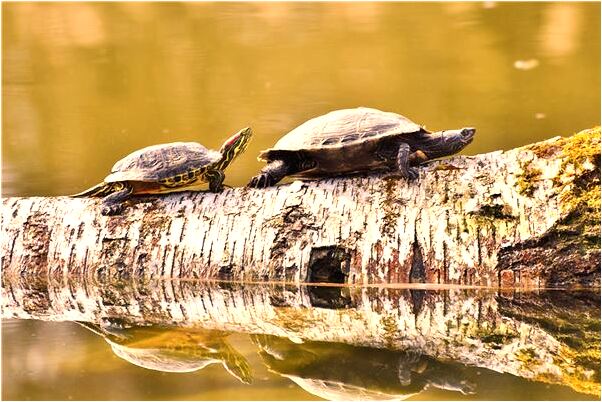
[77,321,252,384]
[253,334,475,400]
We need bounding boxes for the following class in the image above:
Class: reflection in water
[254,334,475,401]
[76,321,253,384]
[540,3,583,58]
[2,280,600,400]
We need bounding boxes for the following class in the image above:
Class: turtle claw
[99,185,132,216]
[407,167,419,180]
[209,184,224,193]
[101,203,125,216]
[247,174,271,189]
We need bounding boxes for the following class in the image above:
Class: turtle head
[217,127,253,169]
[421,127,475,160]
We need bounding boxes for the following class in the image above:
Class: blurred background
[2,2,600,197]
[2,2,601,400]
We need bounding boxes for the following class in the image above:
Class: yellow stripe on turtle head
[216,127,253,170]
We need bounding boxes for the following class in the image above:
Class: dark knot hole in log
[307,246,350,284]
[306,246,353,309]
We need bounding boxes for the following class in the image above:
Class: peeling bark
[1,128,600,287]
[1,279,599,396]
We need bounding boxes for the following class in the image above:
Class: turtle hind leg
[247,159,293,188]
[100,182,133,216]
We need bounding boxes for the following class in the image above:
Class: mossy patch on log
[556,127,601,223]
[499,128,601,288]
[516,160,543,197]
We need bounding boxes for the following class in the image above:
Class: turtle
[253,334,476,400]
[247,107,475,188]
[73,127,252,215]
[76,321,253,384]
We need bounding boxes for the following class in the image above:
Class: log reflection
[2,277,600,397]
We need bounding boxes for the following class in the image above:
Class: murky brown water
[2,2,600,400]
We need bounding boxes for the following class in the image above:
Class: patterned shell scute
[105,142,222,182]
[273,107,423,151]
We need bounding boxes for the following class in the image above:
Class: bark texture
[1,128,600,287]
[1,279,599,396]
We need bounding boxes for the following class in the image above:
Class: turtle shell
[104,142,222,183]
[263,107,423,155]
[78,323,253,384]
[259,107,426,177]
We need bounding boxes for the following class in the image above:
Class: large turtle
[73,127,252,215]
[253,334,476,400]
[248,107,475,188]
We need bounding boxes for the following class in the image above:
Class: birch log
[2,280,599,396]
[1,128,600,287]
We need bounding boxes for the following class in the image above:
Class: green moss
[380,313,399,346]
[480,332,517,344]
[467,324,519,347]
[516,347,538,365]
[560,127,600,204]
[516,160,543,197]
[557,127,601,231]
[501,298,601,396]
[559,127,601,171]
[521,127,600,202]
[520,127,601,247]
[556,344,602,397]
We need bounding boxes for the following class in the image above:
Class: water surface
[3,2,600,196]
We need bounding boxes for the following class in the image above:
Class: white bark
[1,128,600,287]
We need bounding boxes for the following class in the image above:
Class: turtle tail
[71,182,116,198]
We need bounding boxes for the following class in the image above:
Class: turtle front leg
[206,169,226,192]
[101,182,133,216]
[247,160,291,188]
[395,142,419,180]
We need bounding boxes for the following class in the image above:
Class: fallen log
[1,128,600,287]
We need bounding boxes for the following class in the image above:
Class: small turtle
[248,107,475,188]
[77,322,253,384]
[73,127,252,215]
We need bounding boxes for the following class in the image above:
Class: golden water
[3,2,600,196]
[2,2,600,400]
